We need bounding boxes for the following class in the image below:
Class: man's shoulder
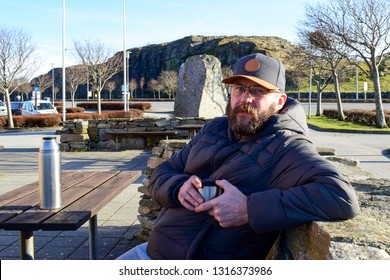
[199,117,229,138]
[206,117,229,130]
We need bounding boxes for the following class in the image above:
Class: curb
[308,124,390,135]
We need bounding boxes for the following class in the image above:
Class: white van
[21,100,58,115]
[0,101,7,116]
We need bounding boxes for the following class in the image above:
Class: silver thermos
[38,136,62,209]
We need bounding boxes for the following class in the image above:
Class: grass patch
[306,115,390,132]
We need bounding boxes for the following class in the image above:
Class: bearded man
[118,53,359,260]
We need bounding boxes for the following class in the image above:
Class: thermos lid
[40,136,59,151]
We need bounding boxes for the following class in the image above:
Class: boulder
[174,55,228,118]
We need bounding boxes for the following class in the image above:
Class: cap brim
[222,75,280,91]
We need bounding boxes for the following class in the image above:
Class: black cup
[198,179,222,201]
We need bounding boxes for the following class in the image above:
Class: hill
[119,35,296,82]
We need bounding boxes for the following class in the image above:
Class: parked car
[20,100,58,115]
[11,101,23,115]
[0,101,7,116]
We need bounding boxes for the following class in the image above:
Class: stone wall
[59,118,207,151]
[135,139,189,241]
[135,140,390,260]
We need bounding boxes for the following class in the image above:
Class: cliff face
[117,35,295,82]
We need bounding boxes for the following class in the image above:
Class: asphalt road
[307,129,390,180]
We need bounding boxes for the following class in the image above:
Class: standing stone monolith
[174,55,228,118]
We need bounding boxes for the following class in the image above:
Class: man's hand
[195,179,249,228]
[177,175,204,211]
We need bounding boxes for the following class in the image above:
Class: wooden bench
[105,130,178,151]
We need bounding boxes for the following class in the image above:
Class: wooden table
[0,170,141,260]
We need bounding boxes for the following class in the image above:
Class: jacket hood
[265,97,309,136]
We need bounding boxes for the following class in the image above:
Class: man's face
[226,78,287,136]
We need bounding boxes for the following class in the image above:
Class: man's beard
[226,103,277,136]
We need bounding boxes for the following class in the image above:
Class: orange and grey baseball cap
[222,53,286,92]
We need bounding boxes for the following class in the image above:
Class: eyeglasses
[228,84,271,98]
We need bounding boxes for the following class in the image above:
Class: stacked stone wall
[135,139,189,241]
[59,117,207,151]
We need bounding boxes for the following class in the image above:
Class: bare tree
[297,27,349,119]
[147,79,163,99]
[304,0,390,127]
[16,82,32,101]
[288,46,333,116]
[0,27,39,128]
[129,78,137,100]
[158,71,178,99]
[71,39,122,114]
[66,66,87,107]
[32,74,51,93]
[104,80,116,100]
[139,76,145,98]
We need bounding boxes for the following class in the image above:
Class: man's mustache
[234,104,256,115]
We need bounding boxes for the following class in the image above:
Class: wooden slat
[0,171,79,207]
[1,171,118,231]
[41,171,141,230]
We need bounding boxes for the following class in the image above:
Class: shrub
[0,116,7,128]
[56,106,85,114]
[67,107,85,113]
[76,101,151,111]
[66,109,144,120]
[10,114,62,128]
[323,109,390,127]
[0,109,144,129]
[129,103,152,110]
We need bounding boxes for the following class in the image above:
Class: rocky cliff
[117,35,295,83]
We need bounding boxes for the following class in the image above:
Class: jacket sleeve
[148,128,204,208]
[247,134,360,234]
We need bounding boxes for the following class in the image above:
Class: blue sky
[2,0,315,75]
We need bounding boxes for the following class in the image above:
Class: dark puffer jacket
[146,98,359,259]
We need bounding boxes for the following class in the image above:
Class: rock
[316,147,336,155]
[60,133,89,143]
[268,161,390,260]
[174,55,228,118]
[147,157,166,169]
[122,138,145,149]
[96,140,117,151]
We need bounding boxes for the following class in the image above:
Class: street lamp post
[123,0,128,112]
[86,66,89,101]
[62,0,66,122]
[355,54,359,99]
